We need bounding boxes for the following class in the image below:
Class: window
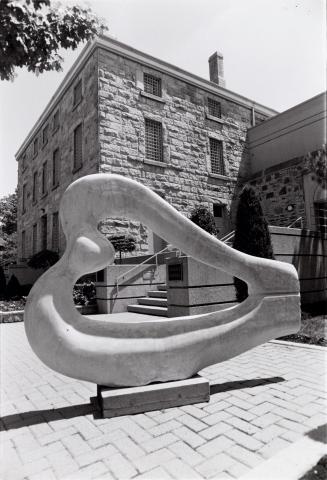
[144,73,162,97]
[33,137,38,156]
[41,215,47,250]
[32,171,38,203]
[73,79,82,106]
[213,204,223,218]
[314,202,327,235]
[42,125,48,145]
[145,119,163,163]
[52,212,59,251]
[52,148,60,187]
[209,138,225,175]
[22,230,26,259]
[42,161,48,196]
[22,183,27,213]
[53,110,59,131]
[73,123,83,171]
[21,153,26,171]
[32,223,37,254]
[208,98,222,118]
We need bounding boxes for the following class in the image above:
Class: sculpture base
[97,375,210,418]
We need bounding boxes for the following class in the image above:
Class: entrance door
[213,204,229,238]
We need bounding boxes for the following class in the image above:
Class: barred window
[210,138,225,175]
[33,137,38,156]
[42,161,48,195]
[52,212,59,251]
[73,123,83,170]
[22,183,27,213]
[144,73,162,97]
[42,124,48,145]
[53,110,59,131]
[32,223,37,255]
[73,80,82,106]
[145,119,163,162]
[32,171,38,203]
[41,215,47,251]
[22,230,26,259]
[52,148,60,187]
[208,98,222,118]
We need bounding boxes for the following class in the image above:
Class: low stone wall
[0,304,97,324]
[96,263,166,314]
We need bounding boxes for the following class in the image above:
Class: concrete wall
[248,92,326,174]
[16,51,100,260]
[96,264,166,314]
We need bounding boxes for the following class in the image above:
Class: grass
[279,303,327,347]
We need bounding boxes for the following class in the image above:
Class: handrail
[287,217,303,228]
[115,244,176,293]
[220,230,235,243]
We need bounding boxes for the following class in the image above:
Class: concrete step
[157,285,167,291]
[148,290,167,298]
[138,297,167,307]
[127,304,168,316]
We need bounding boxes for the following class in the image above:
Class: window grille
[32,223,37,255]
[73,124,83,170]
[208,98,222,118]
[22,184,27,213]
[73,80,82,106]
[41,215,47,251]
[42,161,47,195]
[32,171,37,203]
[42,125,48,144]
[33,137,38,156]
[53,110,59,131]
[144,73,162,97]
[52,148,59,187]
[22,231,26,259]
[52,212,59,251]
[210,138,225,175]
[145,119,163,162]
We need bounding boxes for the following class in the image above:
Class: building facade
[15,36,276,261]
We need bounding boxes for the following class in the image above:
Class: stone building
[15,35,276,261]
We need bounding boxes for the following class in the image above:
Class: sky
[0,0,325,197]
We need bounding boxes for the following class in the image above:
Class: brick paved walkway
[1,323,326,480]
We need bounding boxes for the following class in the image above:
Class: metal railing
[220,230,235,244]
[115,244,180,294]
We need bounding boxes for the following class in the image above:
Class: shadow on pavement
[210,376,285,395]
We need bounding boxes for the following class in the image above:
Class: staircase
[127,285,168,316]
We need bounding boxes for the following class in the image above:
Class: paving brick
[75,445,118,467]
[202,410,231,425]
[28,467,57,480]
[225,417,260,435]
[149,420,181,437]
[88,429,127,449]
[178,413,208,432]
[168,441,204,467]
[165,458,203,479]
[258,436,291,459]
[112,435,145,460]
[105,452,137,479]
[180,404,207,419]
[197,436,234,458]
[141,433,178,453]
[134,448,176,473]
[203,400,231,415]
[196,452,234,478]
[229,444,263,468]
[136,466,172,479]
[200,421,233,440]
[252,412,280,428]
[173,426,206,448]
[249,402,275,416]
[225,429,264,451]
[225,406,256,422]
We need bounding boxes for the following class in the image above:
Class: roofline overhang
[15,35,278,159]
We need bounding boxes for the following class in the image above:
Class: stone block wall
[16,51,99,260]
[97,48,267,253]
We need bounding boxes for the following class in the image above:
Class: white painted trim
[16,35,278,159]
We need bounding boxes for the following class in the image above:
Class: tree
[5,274,21,299]
[190,206,217,235]
[109,235,136,263]
[233,186,275,302]
[0,191,17,265]
[0,266,6,298]
[0,0,107,81]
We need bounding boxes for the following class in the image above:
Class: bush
[73,282,96,306]
[0,266,6,298]
[233,186,274,302]
[5,274,21,299]
[190,207,217,235]
[27,250,59,269]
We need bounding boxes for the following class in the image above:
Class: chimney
[208,52,225,87]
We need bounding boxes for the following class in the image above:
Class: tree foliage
[0,0,107,81]
[0,191,17,265]
[233,186,275,302]
[190,206,217,235]
[109,235,136,263]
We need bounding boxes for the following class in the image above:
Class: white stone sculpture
[25,174,300,387]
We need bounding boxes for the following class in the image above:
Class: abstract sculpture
[25,174,300,387]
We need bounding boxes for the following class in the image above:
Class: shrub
[0,266,6,299]
[5,274,21,299]
[27,250,59,269]
[233,186,274,302]
[73,282,96,306]
[190,207,217,235]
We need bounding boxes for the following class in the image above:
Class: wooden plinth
[97,375,210,418]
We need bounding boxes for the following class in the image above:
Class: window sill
[208,172,230,181]
[33,153,38,159]
[53,126,59,134]
[72,165,83,174]
[140,91,166,103]
[144,159,166,168]
[52,183,59,191]
[41,192,48,199]
[32,200,37,206]
[206,113,224,124]
[42,140,48,150]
